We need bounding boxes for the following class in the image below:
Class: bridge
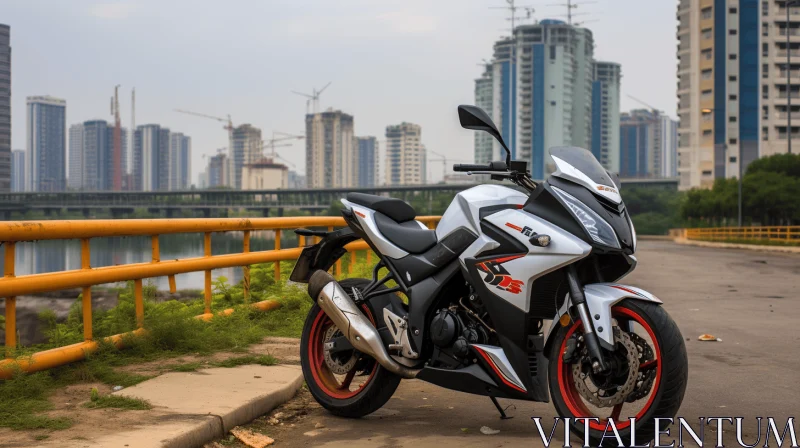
[0,178,678,218]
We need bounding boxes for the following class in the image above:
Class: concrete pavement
[59,365,303,448]
[221,240,800,447]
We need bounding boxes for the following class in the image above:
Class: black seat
[346,193,437,254]
[347,193,416,222]
[373,213,437,254]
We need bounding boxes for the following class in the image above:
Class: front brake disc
[572,327,640,407]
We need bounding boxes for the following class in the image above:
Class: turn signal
[530,233,551,247]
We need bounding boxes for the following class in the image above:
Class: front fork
[566,265,611,373]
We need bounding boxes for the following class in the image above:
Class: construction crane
[174,109,235,159]
[626,94,664,115]
[291,82,332,115]
[428,149,470,183]
[261,132,304,158]
[110,85,123,191]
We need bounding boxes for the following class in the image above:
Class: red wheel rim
[307,305,379,399]
[557,306,662,431]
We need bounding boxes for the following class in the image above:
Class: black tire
[548,300,688,446]
[300,278,402,418]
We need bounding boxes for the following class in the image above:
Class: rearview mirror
[457,105,511,165]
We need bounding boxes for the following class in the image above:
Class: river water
[0,232,287,345]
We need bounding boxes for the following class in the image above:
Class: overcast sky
[1,0,677,184]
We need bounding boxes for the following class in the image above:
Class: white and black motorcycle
[291,105,688,445]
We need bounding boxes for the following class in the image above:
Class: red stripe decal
[610,285,644,297]
[505,222,523,232]
[473,347,526,394]
[493,254,524,264]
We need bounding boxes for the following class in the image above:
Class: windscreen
[549,146,616,187]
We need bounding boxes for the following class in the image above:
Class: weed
[167,362,203,372]
[211,355,277,368]
[85,389,152,410]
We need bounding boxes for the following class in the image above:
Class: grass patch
[167,362,203,372]
[84,388,152,410]
[0,372,72,430]
[211,355,277,368]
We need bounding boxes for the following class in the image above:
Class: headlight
[551,186,621,249]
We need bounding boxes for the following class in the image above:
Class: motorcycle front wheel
[548,299,688,446]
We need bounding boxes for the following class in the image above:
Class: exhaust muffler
[308,270,418,379]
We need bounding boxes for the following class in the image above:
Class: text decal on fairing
[505,222,533,237]
[476,255,525,294]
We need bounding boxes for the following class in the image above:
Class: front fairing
[546,176,636,254]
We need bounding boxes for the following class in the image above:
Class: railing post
[243,230,250,302]
[366,250,372,265]
[204,232,212,314]
[274,229,281,282]
[134,278,144,329]
[81,238,93,341]
[298,234,306,247]
[4,241,16,358]
[151,235,160,263]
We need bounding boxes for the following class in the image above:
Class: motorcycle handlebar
[453,163,491,172]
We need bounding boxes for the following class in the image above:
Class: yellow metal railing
[0,216,441,377]
[683,226,800,244]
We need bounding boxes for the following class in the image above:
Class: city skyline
[0,0,678,185]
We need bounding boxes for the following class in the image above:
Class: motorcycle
[290,105,688,445]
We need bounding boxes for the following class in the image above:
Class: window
[729,156,737,163]
[550,45,556,60]
[762,0,769,16]
[763,22,769,37]
[702,170,713,176]
[763,85,770,99]
[763,63,769,78]
[729,75,737,81]
[703,129,713,136]
[702,28,713,39]
[730,94,738,100]
[763,43,769,57]
[702,48,713,60]
[729,116,738,122]
[762,126,769,141]
[729,7,737,13]
[729,29,738,35]
[729,138,738,144]
[730,53,738,60]
[702,7,713,19]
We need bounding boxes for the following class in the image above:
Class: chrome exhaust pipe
[308,270,418,379]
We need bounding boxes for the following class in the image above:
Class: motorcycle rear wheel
[300,278,402,418]
[548,299,688,446]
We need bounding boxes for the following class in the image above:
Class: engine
[428,296,492,368]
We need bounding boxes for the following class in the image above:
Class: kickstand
[489,396,514,420]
